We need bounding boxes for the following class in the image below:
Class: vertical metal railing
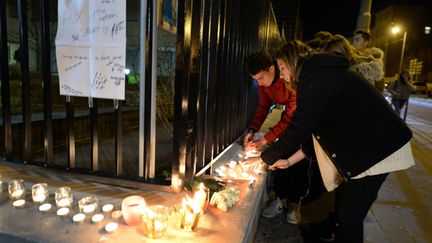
[18,0,32,162]
[40,0,53,166]
[0,0,13,160]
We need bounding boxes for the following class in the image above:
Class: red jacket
[250,78,297,142]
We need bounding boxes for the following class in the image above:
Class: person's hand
[268,159,290,170]
[252,138,268,151]
[243,132,254,150]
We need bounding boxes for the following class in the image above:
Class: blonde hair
[325,34,371,65]
[274,41,312,86]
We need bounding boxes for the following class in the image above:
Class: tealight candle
[32,183,48,203]
[193,183,209,212]
[73,213,86,223]
[105,222,118,233]
[55,187,73,208]
[57,207,70,216]
[8,179,26,200]
[139,205,169,238]
[121,195,146,226]
[111,210,122,220]
[176,197,202,231]
[102,204,114,213]
[78,196,98,214]
[228,160,237,168]
[13,199,26,208]
[39,203,52,212]
[92,214,104,223]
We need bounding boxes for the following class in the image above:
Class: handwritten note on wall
[55,0,126,100]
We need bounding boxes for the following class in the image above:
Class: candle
[32,183,48,203]
[8,179,26,200]
[228,160,237,168]
[177,197,202,231]
[111,210,123,220]
[139,205,169,238]
[105,222,118,233]
[13,199,26,208]
[92,214,104,223]
[193,183,209,212]
[78,196,98,214]
[102,204,114,213]
[73,213,86,223]
[39,203,52,212]
[55,187,73,208]
[121,195,146,226]
[57,207,70,216]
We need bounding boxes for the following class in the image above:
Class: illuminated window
[425,26,431,35]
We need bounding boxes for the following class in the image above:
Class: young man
[244,51,308,223]
[352,29,370,52]
[388,70,413,116]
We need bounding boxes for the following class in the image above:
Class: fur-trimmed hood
[350,49,384,84]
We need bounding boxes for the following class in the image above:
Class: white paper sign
[55,0,126,100]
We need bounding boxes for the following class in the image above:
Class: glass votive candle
[174,202,202,231]
[78,196,98,214]
[193,183,210,212]
[8,179,26,200]
[121,195,146,226]
[32,183,48,203]
[139,205,169,238]
[55,186,73,208]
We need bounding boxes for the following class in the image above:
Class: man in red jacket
[244,51,308,223]
[244,52,296,151]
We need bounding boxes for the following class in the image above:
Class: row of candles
[6,178,211,239]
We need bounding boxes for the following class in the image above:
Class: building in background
[370,5,432,81]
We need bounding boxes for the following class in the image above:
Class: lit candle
[228,160,237,168]
[105,222,118,233]
[72,213,86,223]
[111,210,122,220]
[57,207,70,216]
[32,183,48,203]
[92,214,104,223]
[78,196,98,214]
[39,203,52,212]
[11,189,24,198]
[13,199,26,208]
[193,183,209,212]
[179,197,202,231]
[82,204,96,213]
[140,205,169,238]
[57,198,71,207]
[102,204,114,213]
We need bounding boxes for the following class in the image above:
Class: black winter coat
[261,53,412,179]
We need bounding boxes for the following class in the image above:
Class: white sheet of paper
[55,0,126,100]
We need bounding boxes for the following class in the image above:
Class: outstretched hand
[268,159,290,170]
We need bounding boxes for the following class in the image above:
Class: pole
[403,99,409,121]
[399,31,407,73]
[356,0,372,31]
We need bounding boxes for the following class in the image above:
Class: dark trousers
[334,173,388,243]
[273,158,323,204]
[391,98,407,115]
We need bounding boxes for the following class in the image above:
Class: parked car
[410,81,426,94]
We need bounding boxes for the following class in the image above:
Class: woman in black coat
[260,41,414,243]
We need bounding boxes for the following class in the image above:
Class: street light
[391,25,407,73]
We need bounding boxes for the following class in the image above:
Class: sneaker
[286,202,301,224]
[261,198,284,218]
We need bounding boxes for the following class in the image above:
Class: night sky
[299,0,431,40]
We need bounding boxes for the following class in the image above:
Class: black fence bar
[143,0,153,179]
[18,0,32,162]
[0,0,12,160]
[40,0,53,166]
[90,99,98,172]
[115,101,123,176]
[66,97,75,170]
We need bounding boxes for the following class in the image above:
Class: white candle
[105,222,118,233]
[13,199,25,207]
[111,210,122,220]
[194,183,208,211]
[11,189,24,198]
[57,198,70,207]
[57,207,70,216]
[92,214,104,223]
[82,204,96,213]
[102,204,114,213]
[33,194,46,203]
[228,160,237,168]
[73,213,86,223]
[39,203,52,212]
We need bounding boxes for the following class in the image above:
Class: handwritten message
[55,0,125,100]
